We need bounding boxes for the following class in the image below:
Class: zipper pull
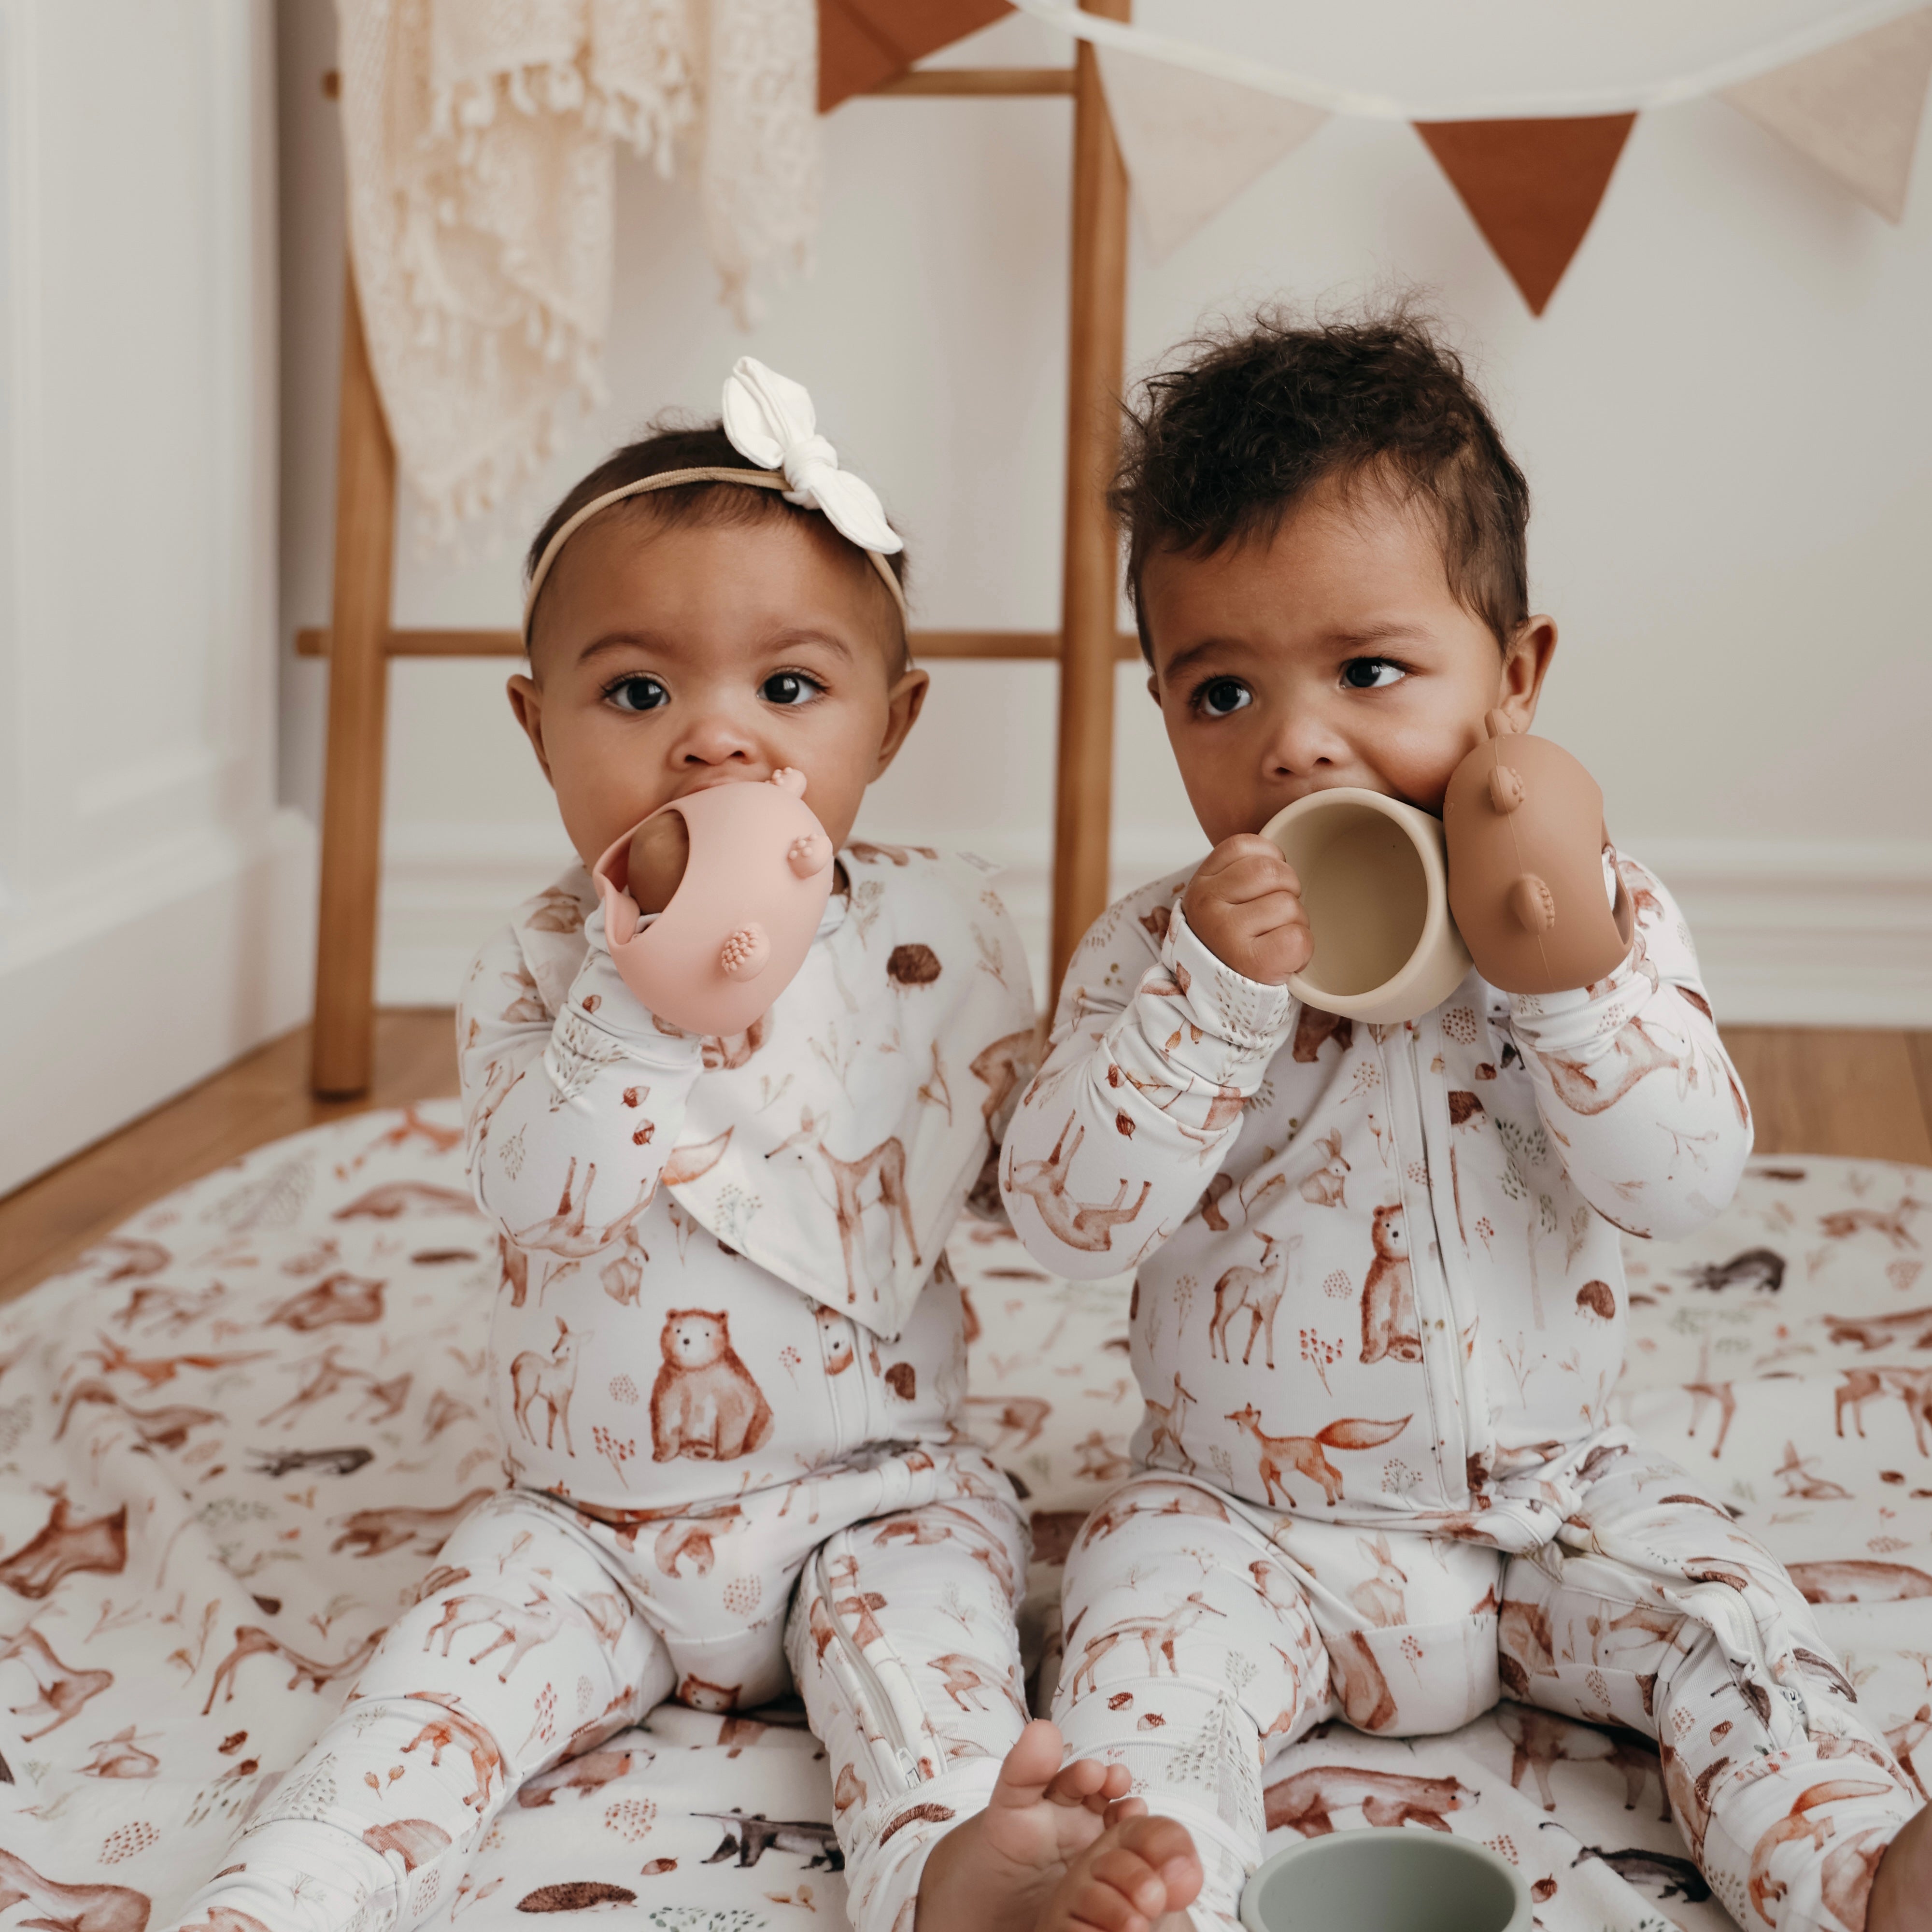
[895,1745,921,1784]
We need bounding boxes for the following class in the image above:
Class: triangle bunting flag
[1720,7,1932,223]
[819,0,1014,113]
[1096,45,1328,263]
[1414,115,1636,315]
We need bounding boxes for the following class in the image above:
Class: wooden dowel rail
[1051,0,1131,993]
[296,626,1139,663]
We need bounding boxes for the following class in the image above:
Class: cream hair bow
[721,358,904,557]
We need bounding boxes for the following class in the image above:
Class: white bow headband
[522,357,907,642]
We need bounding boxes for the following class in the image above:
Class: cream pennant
[1720,6,1932,221]
[1096,43,1328,263]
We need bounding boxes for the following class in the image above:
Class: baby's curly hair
[1112,303,1530,660]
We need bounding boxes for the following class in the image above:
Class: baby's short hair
[525,418,910,662]
[1112,303,1530,660]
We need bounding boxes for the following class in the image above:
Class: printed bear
[651,1309,774,1462]
[1359,1203,1421,1364]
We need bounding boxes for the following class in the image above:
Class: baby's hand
[625,812,690,915]
[1182,835,1312,986]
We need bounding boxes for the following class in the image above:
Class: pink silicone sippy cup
[591,768,835,1037]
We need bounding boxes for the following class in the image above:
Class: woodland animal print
[1208,1233,1296,1368]
[6,1100,1932,1932]
[648,1310,773,1462]
[149,845,1036,1932]
[1357,1203,1418,1364]
[1003,855,1755,1528]
[1224,1407,1411,1508]
[1054,1440,1918,1932]
[1015,862,1922,1931]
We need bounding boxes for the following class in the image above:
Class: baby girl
[1000,311,1931,1932]
[164,361,1136,1932]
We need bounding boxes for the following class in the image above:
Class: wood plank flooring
[0,1010,459,1308]
[2,1019,1929,1310]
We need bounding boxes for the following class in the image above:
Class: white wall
[0,0,310,1196]
[276,7,1932,1023]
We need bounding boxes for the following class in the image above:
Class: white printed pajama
[166,1452,1028,1932]
[1052,1433,1919,1932]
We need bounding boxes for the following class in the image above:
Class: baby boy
[1000,311,1930,1932]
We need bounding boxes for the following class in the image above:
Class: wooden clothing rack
[301,2,1134,1096]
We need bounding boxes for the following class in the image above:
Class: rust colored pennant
[1414,115,1636,315]
[819,0,1014,112]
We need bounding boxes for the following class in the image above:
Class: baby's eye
[1196,677,1252,718]
[761,670,823,707]
[605,675,668,713]
[1341,658,1406,691]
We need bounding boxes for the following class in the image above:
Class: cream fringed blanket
[335,0,821,529]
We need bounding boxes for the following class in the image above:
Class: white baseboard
[0,808,318,1197]
[375,825,1932,1028]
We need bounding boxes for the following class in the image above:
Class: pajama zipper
[1398,1027,1466,1497]
[811,1543,926,1791]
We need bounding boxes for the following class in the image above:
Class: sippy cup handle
[1442,714,1634,995]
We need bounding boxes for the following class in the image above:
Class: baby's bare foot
[915,1720,1134,1932]
[1034,1813,1203,1932]
[1866,1805,1932,1932]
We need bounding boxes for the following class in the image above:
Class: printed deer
[0,1495,128,1599]
[1066,1591,1226,1696]
[1819,1194,1922,1250]
[1834,1366,1932,1453]
[970,1030,1037,1133]
[1005,1117,1152,1254]
[0,1851,151,1932]
[1225,1407,1411,1508]
[330,1488,494,1559]
[423,1587,570,1682]
[1685,1337,1737,1460]
[0,1626,114,1739]
[1824,1307,1932,1351]
[1209,1232,1297,1368]
[1496,1705,1668,1818]
[510,1317,581,1455]
[1143,1373,1196,1473]
[1080,1477,1226,1542]
[816,1136,922,1302]
[400,1689,505,1811]
[201,1624,384,1715]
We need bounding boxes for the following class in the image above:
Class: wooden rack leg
[1050,0,1131,996]
[310,260,398,1097]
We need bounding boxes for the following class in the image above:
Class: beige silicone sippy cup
[1258,788,1473,1025]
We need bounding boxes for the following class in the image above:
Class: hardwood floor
[2,1018,1930,1310]
[0,1010,459,1307]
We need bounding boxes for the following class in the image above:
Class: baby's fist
[1182,835,1312,986]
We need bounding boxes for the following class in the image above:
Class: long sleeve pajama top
[461,844,1037,1514]
[1000,852,1753,1551]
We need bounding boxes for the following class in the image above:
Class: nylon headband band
[521,465,910,644]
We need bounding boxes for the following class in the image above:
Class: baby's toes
[1045,1756,1126,1809]
[1041,1817,1202,1932]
